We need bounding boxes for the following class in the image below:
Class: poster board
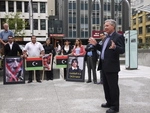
[3,56,25,84]
[66,56,85,82]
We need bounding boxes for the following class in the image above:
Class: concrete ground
[0,65,150,113]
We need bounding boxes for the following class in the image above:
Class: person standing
[89,19,125,113]
[4,35,22,57]
[55,41,61,55]
[0,23,14,54]
[43,38,56,80]
[72,38,86,56]
[97,32,107,84]
[85,39,98,84]
[23,35,44,83]
[61,40,73,79]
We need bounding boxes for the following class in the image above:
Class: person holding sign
[43,38,56,80]
[23,35,44,83]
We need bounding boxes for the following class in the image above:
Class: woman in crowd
[72,38,86,56]
[55,41,61,55]
[61,40,73,79]
[43,38,56,80]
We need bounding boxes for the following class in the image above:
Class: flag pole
[29,0,34,36]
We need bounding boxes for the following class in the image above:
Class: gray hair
[105,19,117,29]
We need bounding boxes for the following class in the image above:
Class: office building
[0,0,56,41]
[60,0,122,41]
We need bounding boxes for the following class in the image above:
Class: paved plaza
[0,65,150,113]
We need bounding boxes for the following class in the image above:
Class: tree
[4,12,27,37]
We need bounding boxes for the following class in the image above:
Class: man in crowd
[85,38,98,84]
[23,35,44,83]
[89,19,125,113]
[4,35,22,57]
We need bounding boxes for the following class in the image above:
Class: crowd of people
[0,19,125,113]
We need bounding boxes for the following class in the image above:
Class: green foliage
[4,12,27,37]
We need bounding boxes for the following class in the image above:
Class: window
[73,2,76,9]
[24,2,28,12]
[1,18,6,29]
[133,19,136,25]
[146,25,150,33]
[69,31,72,37]
[8,1,14,12]
[69,17,76,23]
[17,1,22,12]
[104,3,110,11]
[34,19,38,30]
[146,14,150,21]
[25,19,30,30]
[93,18,99,24]
[138,17,142,23]
[81,17,88,24]
[69,2,76,9]
[81,2,88,10]
[139,27,142,34]
[33,2,38,13]
[40,2,46,13]
[40,19,46,30]
[93,3,99,10]
[118,18,121,25]
[69,3,72,9]
[0,1,5,12]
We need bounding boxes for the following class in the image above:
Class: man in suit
[89,19,125,113]
[4,35,24,82]
[4,35,22,57]
[85,39,98,84]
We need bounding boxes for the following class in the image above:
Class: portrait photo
[43,54,52,70]
[3,57,25,84]
[66,56,85,82]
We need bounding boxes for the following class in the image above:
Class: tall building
[60,0,123,42]
[0,0,55,42]
[131,10,150,45]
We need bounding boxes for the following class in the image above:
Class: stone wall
[138,49,150,67]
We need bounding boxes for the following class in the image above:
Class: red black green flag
[56,55,68,68]
[25,57,43,70]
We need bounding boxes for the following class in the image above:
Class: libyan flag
[25,57,43,71]
[56,55,68,68]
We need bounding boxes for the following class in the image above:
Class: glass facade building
[62,0,123,39]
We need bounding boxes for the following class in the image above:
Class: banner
[25,57,43,71]
[43,54,52,71]
[55,55,68,68]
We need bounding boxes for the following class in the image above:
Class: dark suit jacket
[96,32,125,72]
[85,44,98,62]
[4,42,22,56]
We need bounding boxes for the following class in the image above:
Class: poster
[3,57,25,84]
[66,56,85,82]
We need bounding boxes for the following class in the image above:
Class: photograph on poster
[3,57,25,84]
[43,54,52,70]
[66,56,85,82]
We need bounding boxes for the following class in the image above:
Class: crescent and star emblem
[61,60,66,64]
[32,62,38,66]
